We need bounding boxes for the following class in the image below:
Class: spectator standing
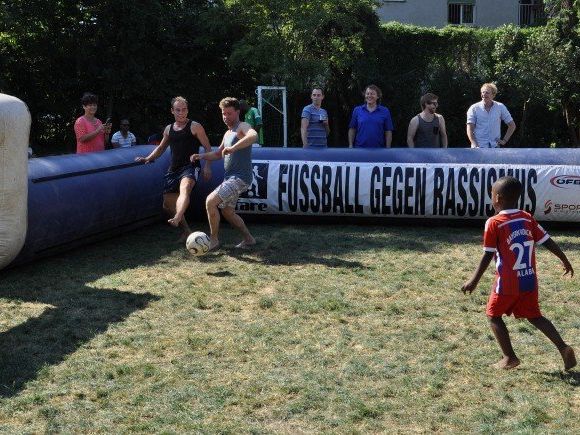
[467,83,516,148]
[240,99,264,145]
[301,88,330,148]
[407,93,448,148]
[111,119,137,148]
[348,85,394,148]
[74,93,111,153]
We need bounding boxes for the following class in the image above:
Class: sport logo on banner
[241,163,269,199]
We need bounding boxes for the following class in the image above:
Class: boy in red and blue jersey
[462,176,576,370]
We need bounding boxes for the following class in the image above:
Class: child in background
[462,176,575,370]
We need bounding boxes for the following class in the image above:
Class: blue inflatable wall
[6,146,580,268]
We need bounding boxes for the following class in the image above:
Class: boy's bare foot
[561,346,577,371]
[235,237,256,249]
[168,215,182,227]
[208,240,221,252]
[492,356,520,370]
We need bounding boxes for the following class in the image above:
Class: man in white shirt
[467,83,516,148]
[111,119,137,148]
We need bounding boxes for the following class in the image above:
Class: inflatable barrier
[0,94,30,269]
[2,131,579,270]
[8,146,170,267]
[224,148,580,223]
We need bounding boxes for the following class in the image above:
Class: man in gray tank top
[191,97,257,250]
[407,93,448,148]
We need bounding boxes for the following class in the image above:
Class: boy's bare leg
[488,316,520,369]
[205,191,222,249]
[221,207,255,248]
[528,316,576,370]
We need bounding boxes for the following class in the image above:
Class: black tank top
[169,120,201,171]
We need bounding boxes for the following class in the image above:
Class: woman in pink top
[74,93,111,153]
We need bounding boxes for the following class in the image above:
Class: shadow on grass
[539,370,580,387]
[0,286,158,398]
[0,224,178,397]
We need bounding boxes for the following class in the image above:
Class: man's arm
[462,251,494,294]
[385,131,392,148]
[407,117,418,148]
[135,125,170,163]
[466,123,478,148]
[191,121,213,180]
[439,115,448,148]
[223,122,257,156]
[348,128,356,148]
[542,238,574,277]
[498,121,516,147]
[111,132,120,148]
[301,117,309,147]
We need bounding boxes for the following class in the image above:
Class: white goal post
[257,86,287,147]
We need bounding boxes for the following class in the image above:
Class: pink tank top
[75,116,105,153]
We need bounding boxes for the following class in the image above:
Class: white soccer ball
[186,231,211,256]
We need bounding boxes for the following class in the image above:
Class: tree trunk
[563,102,580,147]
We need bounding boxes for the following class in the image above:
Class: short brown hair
[364,84,382,100]
[420,93,438,109]
[219,97,240,111]
[81,92,98,106]
[171,96,188,108]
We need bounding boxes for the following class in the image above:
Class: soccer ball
[186,231,211,256]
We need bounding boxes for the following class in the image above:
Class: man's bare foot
[561,346,577,371]
[168,215,182,227]
[492,356,520,370]
[235,237,256,249]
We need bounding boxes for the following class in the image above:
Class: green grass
[0,222,578,433]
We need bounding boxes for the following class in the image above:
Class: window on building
[448,1,475,25]
[519,1,546,26]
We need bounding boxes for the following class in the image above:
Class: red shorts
[486,290,542,319]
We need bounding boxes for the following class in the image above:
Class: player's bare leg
[205,191,222,250]
[168,177,195,229]
[488,316,520,369]
[221,206,255,248]
[528,316,576,370]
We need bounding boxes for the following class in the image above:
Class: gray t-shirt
[414,114,441,148]
[223,124,253,185]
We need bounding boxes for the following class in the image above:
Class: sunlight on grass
[0,222,578,432]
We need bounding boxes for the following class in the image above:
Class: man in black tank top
[407,93,448,148]
[136,96,212,239]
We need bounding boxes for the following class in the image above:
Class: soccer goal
[257,86,287,147]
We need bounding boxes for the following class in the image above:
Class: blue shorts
[163,164,200,194]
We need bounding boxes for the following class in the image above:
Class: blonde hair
[481,83,498,96]
[171,96,188,108]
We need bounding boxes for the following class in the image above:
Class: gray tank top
[223,123,253,185]
[414,115,441,148]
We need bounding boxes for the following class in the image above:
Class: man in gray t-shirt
[407,93,448,148]
[191,97,257,250]
[301,88,330,148]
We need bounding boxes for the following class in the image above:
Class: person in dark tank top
[407,93,448,148]
[135,96,213,240]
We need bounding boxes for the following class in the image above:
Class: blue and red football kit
[482,209,550,318]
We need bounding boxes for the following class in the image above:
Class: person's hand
[470,143,478,148]
[562,260,574,277]
[202,164,212,181]
[222,147,233,157]
[135,156,149,164]
[461,279,477,294]
[103,123,112,135]
[190,154,202,162]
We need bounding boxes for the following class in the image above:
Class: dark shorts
[163,164,200,194]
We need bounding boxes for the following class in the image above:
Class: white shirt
[111,131,136,148]
[466,101,513,148]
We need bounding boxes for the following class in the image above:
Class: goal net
[257,86,287,147]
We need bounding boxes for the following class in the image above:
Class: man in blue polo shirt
[348,84,394,148]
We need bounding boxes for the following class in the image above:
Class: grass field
[0,222,578,433]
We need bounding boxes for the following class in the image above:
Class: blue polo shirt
[348,104,394,148]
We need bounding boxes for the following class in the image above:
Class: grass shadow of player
[539,370,580,387]
[0,284,158,397]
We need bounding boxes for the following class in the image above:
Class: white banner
[237,161,580,222]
